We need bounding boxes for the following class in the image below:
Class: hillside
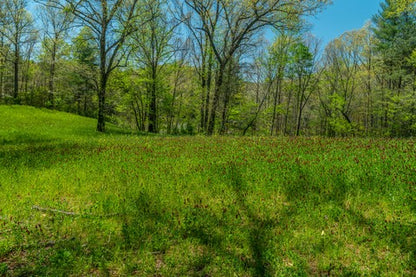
[0,105,415,276]
[0,105,127,143]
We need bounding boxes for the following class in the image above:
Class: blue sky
[28,0,384,49]
[310,0,384,46]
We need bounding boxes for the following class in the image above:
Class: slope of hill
[0,105,126,144]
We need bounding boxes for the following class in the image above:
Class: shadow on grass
[0,140,97,169]
[1,210,124,276]
[3,156,414,275]
[283,162,352,205]
[0,132,58,146]
[114,163,284,275]
[1,233,116,276]
[281,162,416,274]
[346,208,416,265]
[226,164,277,276]
[178,163,292,276]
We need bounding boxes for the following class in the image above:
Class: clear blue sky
[310,0,384,46]
[28,0,384,48]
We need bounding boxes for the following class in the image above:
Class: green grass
[1,105,415,276]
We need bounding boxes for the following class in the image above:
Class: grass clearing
[1,105,416,276]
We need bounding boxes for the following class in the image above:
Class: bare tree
[183,0,329,135]
[321,29,364,135]
[39,1,73,108]
[0,0,37,103]
[41,0,140,132]
[131,0,177,133]
[288,36,321,136]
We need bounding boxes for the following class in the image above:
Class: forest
[1,0,415,137]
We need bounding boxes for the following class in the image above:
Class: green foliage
[72,27,97,66]
[1,106,416,275]
[324,93,357,136]
[373,0,416,74]
[0,263,8,274]
[288,42,314,77]
[387,93,416,136]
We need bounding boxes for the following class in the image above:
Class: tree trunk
[13,43,19,103]
[168,85,178,134]
[204,52,213,132]
[148,68,158,133]
[135,96,146,131]
[284,80,293,135]
[49,40,57,108]
[97,27,107,133]
[84,80,88,116]
[199,75,206,132]
[131,102,141,131]
[168,67,181,134]
[220,91,230,135]
[97,74,107,132]
[199,48,207,132]
[296,106,303,136]
[97,57,107,132]
[207,64,225,135]
[220,65,233,135]
[270,78,282,136]
[174,90,184,132]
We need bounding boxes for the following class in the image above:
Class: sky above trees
[311,0,383,45]
[26,0,383,48]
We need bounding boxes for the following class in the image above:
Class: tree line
[1,0,415,137]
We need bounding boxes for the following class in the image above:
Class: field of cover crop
[0,105,415,276]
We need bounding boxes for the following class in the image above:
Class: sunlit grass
[1,105,415,275]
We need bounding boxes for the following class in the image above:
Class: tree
[166,43,191,135]
[181,12,214,133]
[39,1,72,108]
[321,30,365,136]
[287,37,320,136]
[183,0,330,135]
[131,0,177,133]
[267,33,293,136]
[0,0,36,103]
[390,0,415,14]
[70,27,98,116]
[373,0,416,135]
[358,23,377,135]
[43,0,140,132]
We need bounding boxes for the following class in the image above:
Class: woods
[1,0,416,137]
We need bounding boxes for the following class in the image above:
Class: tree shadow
[113,164,282,275]
[0,214,117,276]
[345,208,416,263]
[0,141,97,170]
[225,164,277,276]
[168,163,289,276]
[0,132,57,146]
[283,162,352,205]
[1,237,83,276]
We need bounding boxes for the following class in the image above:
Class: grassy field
[0,105,415,276]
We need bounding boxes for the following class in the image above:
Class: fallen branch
[32,205,78,216]
[32,205,119,218]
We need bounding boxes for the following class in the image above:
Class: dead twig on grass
[32,205,119,218]
[32,205,78,216]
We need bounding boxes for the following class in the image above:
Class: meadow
[0,105,415,276]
